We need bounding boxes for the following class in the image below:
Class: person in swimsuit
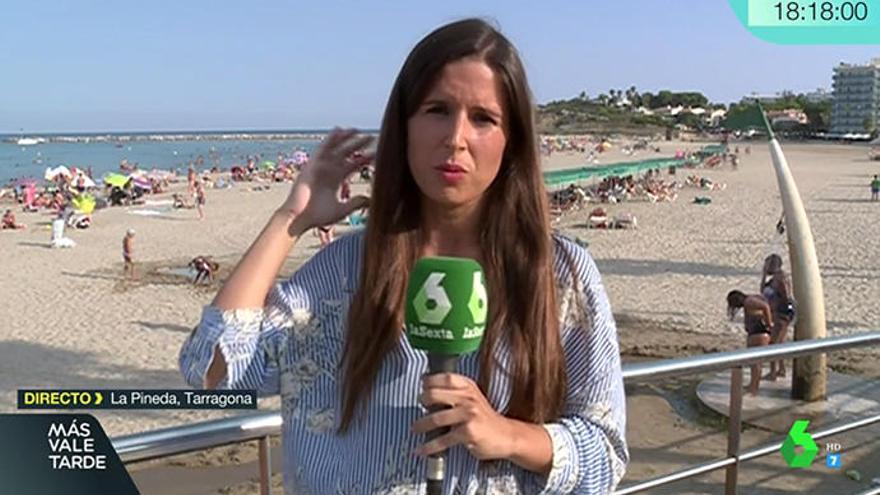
[760,254,795,380]
[195,181,206,220]
[727,290,774,395]
[190,256,219,284]
[123,229,136,278]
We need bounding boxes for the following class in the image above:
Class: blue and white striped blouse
[179,230,628,494]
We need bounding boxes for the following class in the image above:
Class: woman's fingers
[411,407,467,434]
[414,428,464,457]
[419,387,472,409]
[320,128,357,157]
[337,135,374,161]
[422,373,477,390]
[319,130,370,162]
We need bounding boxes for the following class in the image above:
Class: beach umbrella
[71,193,96,214]
[103,173,130,188]
[260,160,276,170]
[45,165,73,181]
[131,176,152,190]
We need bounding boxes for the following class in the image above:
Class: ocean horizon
[0,130,346,183]
[0,128,381,139]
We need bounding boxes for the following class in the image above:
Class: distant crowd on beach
[546,143,738,230]
[0,141,383,286]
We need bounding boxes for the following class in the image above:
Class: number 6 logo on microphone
[468,272,487,325]
[413,273,453,325]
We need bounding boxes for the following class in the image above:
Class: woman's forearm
[507,419,553,475]
[204,211,307,389]
[213,210,308,310]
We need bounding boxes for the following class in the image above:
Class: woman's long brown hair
[339,18,567,433]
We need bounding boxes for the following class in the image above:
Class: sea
[0,131,330,184]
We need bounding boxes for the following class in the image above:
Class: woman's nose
[444,111,469,151]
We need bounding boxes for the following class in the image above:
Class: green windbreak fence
[542,157,683,187]
[542,145,727,188]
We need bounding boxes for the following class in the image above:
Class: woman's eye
[473,113,497,125]
[426,106,446,115]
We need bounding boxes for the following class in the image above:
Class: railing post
[259,435,271,495]
[725,366,744,495]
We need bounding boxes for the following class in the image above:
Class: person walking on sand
[195,180,206,220]
[727,290,774,395]
[123,229,136,278]
[871,175,880,202]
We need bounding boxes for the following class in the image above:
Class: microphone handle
[425,353,460,495]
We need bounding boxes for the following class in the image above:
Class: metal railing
[111,331,880,494]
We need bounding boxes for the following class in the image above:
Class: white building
[831,59,880,136]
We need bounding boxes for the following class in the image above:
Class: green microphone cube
[405,257,488,355]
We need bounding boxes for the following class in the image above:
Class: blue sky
[2,1,878,133]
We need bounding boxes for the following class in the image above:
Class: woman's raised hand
[279,128,373,234]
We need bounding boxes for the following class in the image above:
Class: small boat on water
[17,137,40,146]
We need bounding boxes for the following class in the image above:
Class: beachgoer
[179,19,627,494]
[871,174,879,202]
[195,181,206,220]
[760,254,795,380]
[123,229,136,278]
[190,256,219,284]
[314,224,335,247]
[172,193,194,209]
[727,290,773,395]
[2,209,26,230]
[187,165,196,195]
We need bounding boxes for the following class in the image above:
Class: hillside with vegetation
[536,87,832,136]
[536,88,717,134]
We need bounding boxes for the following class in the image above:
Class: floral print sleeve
[178,236,354,396]
[521,236,629,494]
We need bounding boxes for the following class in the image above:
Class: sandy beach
[1,138,879,491]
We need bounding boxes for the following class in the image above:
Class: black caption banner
[0,414,139,495]
[18,389,257,410]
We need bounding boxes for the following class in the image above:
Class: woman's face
[407,58,508,211]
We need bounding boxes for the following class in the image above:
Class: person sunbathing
[172,193,195,209]
[2,209,26,229]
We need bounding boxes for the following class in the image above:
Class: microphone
[405,256,488,495]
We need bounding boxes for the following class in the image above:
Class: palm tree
[628,85,639,107]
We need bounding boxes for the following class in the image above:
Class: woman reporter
[180,18,627,494]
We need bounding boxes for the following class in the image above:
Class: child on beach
[2,209,26,230]
[123,229,136,278]
[315,224,334,247]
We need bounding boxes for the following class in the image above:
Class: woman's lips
[436,165,466,183]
